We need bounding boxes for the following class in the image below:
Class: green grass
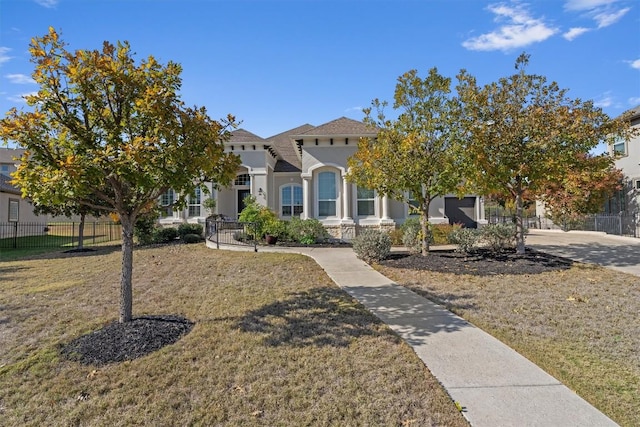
[0,244,468,426]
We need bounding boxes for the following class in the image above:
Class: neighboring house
[606,105,640,215]
[162,117,486,239]
[0,147,99,224]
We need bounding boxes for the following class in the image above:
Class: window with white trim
[318,171,337,217]
[357,187,375,216]
[613,139,626,156]
[281,184,303,217]
[160,189,174,217]
[8,198,19,222]
[188,187,202,217]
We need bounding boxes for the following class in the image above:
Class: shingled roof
[267,124,315,172]
[229,128,267,143]
[0,174,20,195]
[297,117,377,137]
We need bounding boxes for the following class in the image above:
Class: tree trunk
[119,215,134,323]
[515,193,526,254]
[77,213,85,250]
[420,201,431,256]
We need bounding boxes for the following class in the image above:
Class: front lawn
[377,250,640,427]
[0,244,467,426]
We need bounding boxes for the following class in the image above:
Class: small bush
[481,223,516,252]
[388,227,404,246]
[449,228,481,254]
[287,217,330,244]
[153,227,179,244]
[352,229,391,263]
[432,223,462,245]
[182,233,202,244]
[401,218,424,254]
[134,212,159,245]
[177,223,203,238]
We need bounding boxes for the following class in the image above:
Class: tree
[540,154,623,228]
[32,197,106,251]
[456,53,635,254]
[0,28,240,322]
[347,68,463,255]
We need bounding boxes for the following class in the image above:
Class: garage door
[445,197,477,228]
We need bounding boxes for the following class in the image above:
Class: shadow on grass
[236,287,401,348]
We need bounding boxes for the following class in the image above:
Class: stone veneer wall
[324,222,397,241]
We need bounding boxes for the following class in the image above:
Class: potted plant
[263,219,286,245]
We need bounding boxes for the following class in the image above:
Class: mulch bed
[60,315,194,366]
[381,248,573,276]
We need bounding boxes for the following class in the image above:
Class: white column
[302,176,310,220]
[382,195,390,220]
[342,174,351,220]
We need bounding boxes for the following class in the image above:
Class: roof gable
[229,128,267,143]
[297,116,377,137]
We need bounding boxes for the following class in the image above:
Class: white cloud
[8,91,37,103]
[564,0,618,11]
[6,74,36,84]
[34,0,58,8]
[344,106,363,113]
[594,93,614,108]
[593,7,630,27]
[0,47,12,66]
[462,3,558,52]
[629,59,640,70]
[628,97,640,106]
[563,27,590,40]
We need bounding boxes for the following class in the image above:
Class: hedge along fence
[0,222,123,249]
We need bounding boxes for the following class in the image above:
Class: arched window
[234,174,251,186]
[281,185,303,217]
[318,171,337,217]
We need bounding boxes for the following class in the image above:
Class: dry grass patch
[0,244,467,426]
[377,254,640,427]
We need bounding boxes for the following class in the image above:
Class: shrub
[152,227,178,244]
[432,223,462,245]
[449,228,481,254]
[401,218,424,254]
[481,223,516,252]
[238,195,278,238]
[263,219,287,238]
[177,223,203,238]
[388,227,404,246]
[182,233,202,244]
[287,217,329,244]
[134,211,159,245]
[352,229,391,263]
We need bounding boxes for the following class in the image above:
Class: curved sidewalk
[208,241,617,426]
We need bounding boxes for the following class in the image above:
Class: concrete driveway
[526,229,640,277]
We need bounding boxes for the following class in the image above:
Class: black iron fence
[205,218,258,251]
[0,222,123,249]
[488,214,639,238]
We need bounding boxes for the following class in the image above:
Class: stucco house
[161,116,486,239]
[606,105,640,215]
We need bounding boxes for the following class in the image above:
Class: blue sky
[1,0,639,147]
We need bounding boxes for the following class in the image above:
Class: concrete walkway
[207,240,618,426]
[527,229,640,277]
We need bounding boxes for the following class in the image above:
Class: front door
[237,189,251,218]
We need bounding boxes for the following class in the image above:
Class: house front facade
[162,117,485,239]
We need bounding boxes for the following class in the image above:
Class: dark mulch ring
[60,315,194,366]
[381,248,573,276]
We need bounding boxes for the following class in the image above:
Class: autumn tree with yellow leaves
[0,28,240,322]
[456,53,636,254]
[348,68,464,255]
